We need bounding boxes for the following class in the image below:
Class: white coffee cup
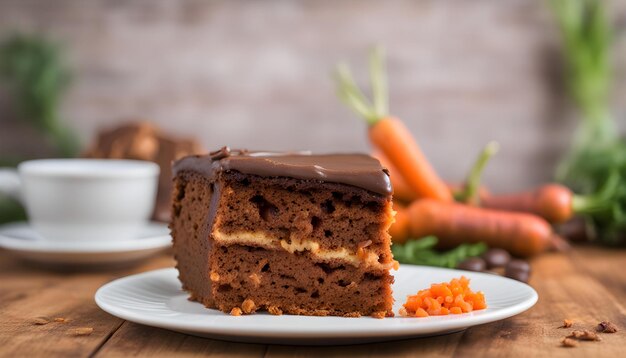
[0,159,159,242]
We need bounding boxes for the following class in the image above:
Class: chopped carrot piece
[400,276,487,318]
[460,302,473,313]
[427,308,439,316]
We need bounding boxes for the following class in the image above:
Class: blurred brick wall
[1,0,625,191]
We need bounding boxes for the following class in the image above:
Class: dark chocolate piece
[173,150,392,196]
[481,248,511,269]
[505,259,531,274]
[456,257,487,272]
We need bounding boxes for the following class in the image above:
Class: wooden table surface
[1,246,624,357]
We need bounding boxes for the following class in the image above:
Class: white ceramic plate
[0,222,171,268]
[95,266,537,345]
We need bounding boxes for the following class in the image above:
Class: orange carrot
[388,203,410,244]
[407,199,553,257]
[335,48,452,202]
[372,150,417,203]
[481,184,573,223]
[375,151,477,204]
[480,172,620,224]
[369,118,452,202]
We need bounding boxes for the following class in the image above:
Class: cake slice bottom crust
[197,244,394,317]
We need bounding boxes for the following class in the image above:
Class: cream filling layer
[212,230,389,269]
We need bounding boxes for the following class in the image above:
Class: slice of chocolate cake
[170,148,397,317]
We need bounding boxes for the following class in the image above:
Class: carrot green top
[456,141,500,204]
[335,47,389,126]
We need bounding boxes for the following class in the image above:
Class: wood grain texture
[0,246,624,357]
[1,0,626,191]
[453,252,625,358]
[94,322,267,358]
[570,245,626,299]
[0,254,175,357]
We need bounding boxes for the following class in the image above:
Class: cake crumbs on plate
[559,319,574,328]
[370,311,386,319]
[597,321,618,333]
[267,306,283,315]
[241,299,256,314]
[567,330,601,341]
[71,327,94,336]
[561,337,578,348]
[32,316,51,325]
[230,307,242,316]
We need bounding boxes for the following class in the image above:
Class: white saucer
[0,222,171,268]
[95,266,538,345]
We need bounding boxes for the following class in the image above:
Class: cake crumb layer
[203,244,394,317]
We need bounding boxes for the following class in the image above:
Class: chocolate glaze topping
[173,147,392,196]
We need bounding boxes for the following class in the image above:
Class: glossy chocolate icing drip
[173,148,392,196]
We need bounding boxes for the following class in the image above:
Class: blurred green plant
[0,33,79,157]
[550,0,626,245]
[0,34,78,225]
[392,236,488,268]
[0,194,26,223]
